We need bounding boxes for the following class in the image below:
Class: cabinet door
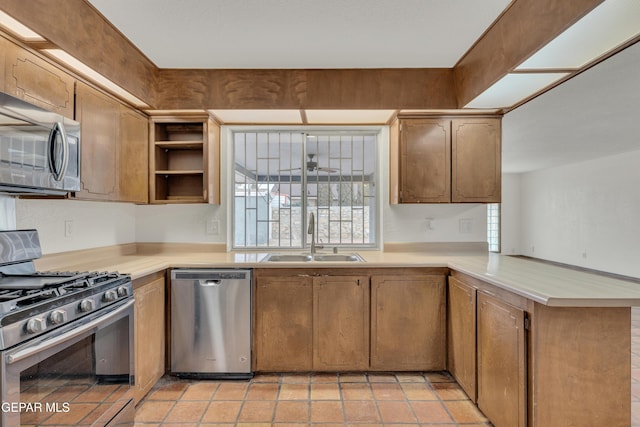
[447,277,477,401]
[134,276,166,403]
[74,82,119,199]
[119,106,149,203]
[477,292,526,427]
[451,118,501,203]
[399,119,451,203]
[313,276,369,371]
[3,38,75,118]
[371,275,445,370]
[254,275,313,371]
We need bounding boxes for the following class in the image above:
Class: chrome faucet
[307,212,323,254]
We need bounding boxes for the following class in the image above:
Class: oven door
[0,299,134,427]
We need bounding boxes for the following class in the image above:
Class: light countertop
[34,245,640,308]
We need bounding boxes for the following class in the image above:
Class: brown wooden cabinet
[2,35,75,119]
[133,273,166,404]
[118,106,149,203]
[477,291,526,427]
[447,276,477,401]
[74,82,150,202]
[390,116,501,204]
[253,274,313,371]
[370,274,445,370]
[149,115,220,204]
[74,81,120,200]
[451,118,501,202]
[313,275,369,371]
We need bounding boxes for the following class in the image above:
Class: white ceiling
[87,0,512,68]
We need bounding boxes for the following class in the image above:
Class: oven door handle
[6,299,133,365]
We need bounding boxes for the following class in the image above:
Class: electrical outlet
[206,219,220,235]
[64,220,74,237]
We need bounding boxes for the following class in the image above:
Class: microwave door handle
[49,122,69,182]
[5,299,133,365]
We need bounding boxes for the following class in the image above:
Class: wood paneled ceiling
[0,0,611,110]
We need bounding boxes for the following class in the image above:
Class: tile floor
[134,372,490,426]
[135,307,640,427]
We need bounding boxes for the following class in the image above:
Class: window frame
[228,126,382,251]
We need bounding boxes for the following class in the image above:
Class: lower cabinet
[253,274,313,371]
[253,268,446,372]
[447,276,477,401]
[477,291,526,427]
[133,273,166,403]
[371,275,445,370]
[313,275,369,371]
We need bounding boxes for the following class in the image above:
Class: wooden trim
[454,0,604,107]
[0,0,157,105]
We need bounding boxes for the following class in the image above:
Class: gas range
[0,230,132,350]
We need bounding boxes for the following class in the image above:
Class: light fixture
[0,10,44,41]
[464,73,569,109]
[43,49,149,108]
[517,0,640,70]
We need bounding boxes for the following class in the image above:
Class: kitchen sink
[261,253,364,262]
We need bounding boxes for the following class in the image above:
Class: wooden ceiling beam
[454,0,604,108]
[0,0,158,106]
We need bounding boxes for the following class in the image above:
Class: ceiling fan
[279,153,339,173]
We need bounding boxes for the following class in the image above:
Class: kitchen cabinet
[119,105,149,203]
[74,82,150,202]
[370,274,445,370]
[1,35,75,119]
[74,81,120,200]
[313,275,369,371]
[390,116,501,204]
[447,276,477,401]
[477,291,526,427]
[253,274,313,371]
[451,118,501,202]
[133,272,166,404]
[149,114,220,204]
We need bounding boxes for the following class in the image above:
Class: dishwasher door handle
[199,279,222,286]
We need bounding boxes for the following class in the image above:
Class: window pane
[233,131,376,249]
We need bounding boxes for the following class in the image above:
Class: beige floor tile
[163,401,209,423]
[310,401,344,423]
[367,373,398,383]
[246,383,279,400]
[278,383,309,400]
[343,401,380,423]
[201,401,242,423]
[147,382,189,401]
[281,373,311,384]
[424,371,454,383]
[311,373,339,383]
[135,400,174,423]
[310,383,341,400]
[273,401,309,422]
[237,400,276,422]
[445,400,490,423]
[213,383,249,400]
[252,373,281,383]
[377,401,418,423]
[371,382,405,400]
[410,400,454,424]
[340,383,374,400]
[339,373,368,383]
[180,382,220,401]
[431,382,469,400]
[401,382,438,400]
[395,373,426,383]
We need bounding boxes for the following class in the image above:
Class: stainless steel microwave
[0,92,80,195]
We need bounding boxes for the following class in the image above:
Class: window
[233,131,377,249]
[487,203,500,253]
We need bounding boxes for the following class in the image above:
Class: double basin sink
[261,253,364,263]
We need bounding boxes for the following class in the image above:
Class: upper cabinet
[149,115,220,204]
[1,36,75,119]
[390,116,501,204]
[74,82,149,203]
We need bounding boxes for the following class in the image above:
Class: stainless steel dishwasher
[170,269,252,379]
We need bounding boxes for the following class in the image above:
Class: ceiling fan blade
[317,167,339,173]
[278,167,303,172]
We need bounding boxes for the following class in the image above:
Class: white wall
[516,150,640,278]
[135,204,226,244]
[15,199,136,254]
[500,173,521,255]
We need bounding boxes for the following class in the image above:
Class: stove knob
[79,299,95,313]
[49,310,68,325]
[26,318,46,334]
[103,290,118,302]
[117,286,129,297]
